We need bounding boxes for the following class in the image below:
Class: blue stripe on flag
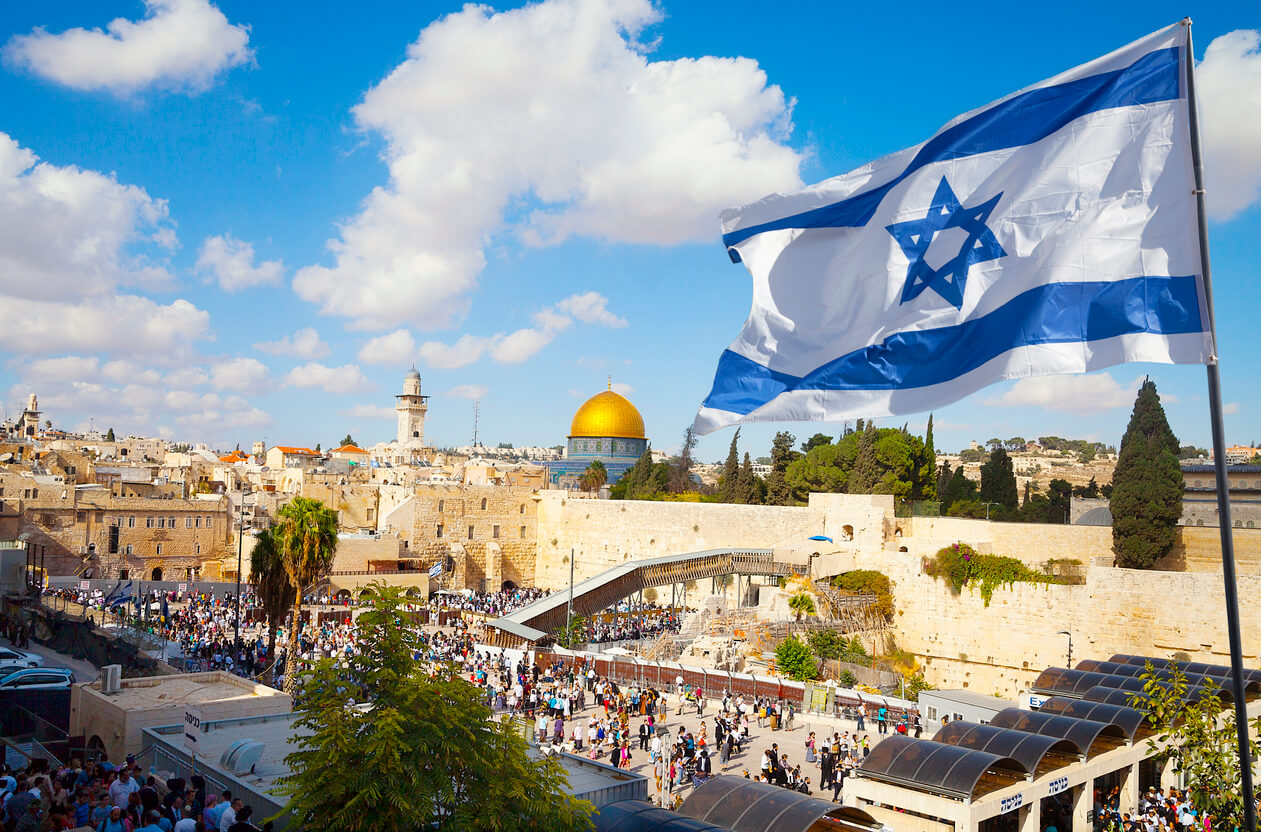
[722,47,1181,249]
[702,275,1202,416]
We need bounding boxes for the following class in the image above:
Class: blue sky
[0,0,1258,461]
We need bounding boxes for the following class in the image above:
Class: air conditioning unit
[101,665,122,695]
[220,739,264,774]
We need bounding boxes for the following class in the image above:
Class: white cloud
[0,295,211,360]
[4,0,252,96]
[340,404,395,420]
[293,0,800,330]
[253,328,330,359]
[357,329,417,366]
[210,357,269,391]
[1224,402,1241,415]
[444,384,488,400]
[283,362,374,394]
[0,132,175,302]
[611,382,634,396]
[417,292,622,368]
[557,291,627,327]
[22,355,100,384]
[196,234,283,291]
[1198,30,1261,220]
[984,373,1151,413]
[164,367,209,388]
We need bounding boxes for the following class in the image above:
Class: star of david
[885,176,1006,310]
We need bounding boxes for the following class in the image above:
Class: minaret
[396,368,429,446]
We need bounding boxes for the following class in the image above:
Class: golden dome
[569,389,645,440]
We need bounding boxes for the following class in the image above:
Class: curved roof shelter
[1077,660,1260,696]
[856,736,1029,801]
[1035,697,1151,741]
[594,800,733,832]
[679,776,883,832]
[1031,667,1132,697]
[1109,654,1261,686]
[988,708,1126,758]
[1081,682,1231,711]
[933,721,1081,777]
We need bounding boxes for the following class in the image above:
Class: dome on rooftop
[569,389,645,440]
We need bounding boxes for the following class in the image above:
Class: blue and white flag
[428,562,444,578]
[695,23,1212,434]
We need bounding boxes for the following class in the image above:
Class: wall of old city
[300,479,381,531]
[407,484,539,591]
[531,491,897,589]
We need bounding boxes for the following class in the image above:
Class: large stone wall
[531,491,894,589]
[407,484,539,591]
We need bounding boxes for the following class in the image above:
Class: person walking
[720,731,733,772]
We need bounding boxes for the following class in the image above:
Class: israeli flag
[695,23,1212,434]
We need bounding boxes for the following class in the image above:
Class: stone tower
[396,368,429,446]
[20,394,40,437]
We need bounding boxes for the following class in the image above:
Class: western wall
[532,490,1261,698]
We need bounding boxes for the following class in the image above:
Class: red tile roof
[273,446,319,456]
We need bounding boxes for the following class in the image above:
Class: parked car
[0,647,42,667]
[0,664,30,678]
[0,668,74,691]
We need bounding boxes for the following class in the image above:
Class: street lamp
[982,501,1000,521]
[1057,630,1073,668]
[233,484,247,651]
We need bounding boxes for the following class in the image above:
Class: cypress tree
[1111,379,1183,568]
[979,448,1019,512]
[918,413,938,500]
[848,423,881,493]
[719,428,741,502]
[738,452,758,504]
[937,460,953,503]
[942,466,977,508]
[766,431,798,505]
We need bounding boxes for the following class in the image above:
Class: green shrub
[924,542,1056,606]
[838,669,858,687]
[830,569,895,619]
[775,636,819,681]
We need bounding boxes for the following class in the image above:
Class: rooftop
[86,671,286,711]
[918,688,1017,711]
[271,446,319,456]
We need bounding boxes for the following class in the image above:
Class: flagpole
[1183,19,1257,830]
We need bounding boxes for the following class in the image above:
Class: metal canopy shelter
[679,776,884,832]
[1081,683,1230,709]
[1110,653,1261,686]
[856,736,1030,801]
[1036,696,1151,741]
[933,721,1081,777]
[593,800,733,832]
[1078,659,1261,695]
[484,548,807,647]
[988,708,1128,759]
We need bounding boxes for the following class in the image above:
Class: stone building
[406,484,539,591]
[547,382,649,487]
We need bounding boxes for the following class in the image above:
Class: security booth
[844,655,1261,832]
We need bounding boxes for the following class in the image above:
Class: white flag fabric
[694,23,1212,435]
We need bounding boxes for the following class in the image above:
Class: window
[185,517,192,528]
[1194,479,1203,487]
[367,508,375,522]
[205,517,212,528]
[195,516,201,528]
[169,516,175,527]
[519,504,525,514]
[195,544,200,555]
[156,544,163,556]
[1248,521,1256,529]
[146,517,154,528]
[157,517,165,529]
[31,489,37,499]
[926,706,937,720]
[492,525,500,539]
[76,511,86,522]
[952,713,964,723]
[468,526,474,540]
[520,526,526,539]
[128,516,135,528]
[436,525,444,539]
[125,546,133,556]
[95,512,104,523]
[438,500,444,512]
[480,498,488,510]
[22,489,30,499]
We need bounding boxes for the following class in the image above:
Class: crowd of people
[0,754,269,831]
[1093,785,1225,832]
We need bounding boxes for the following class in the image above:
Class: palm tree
[579,460,608,493]
[788,592,816,622]
[248,529,296,687]
[274,497,339,695]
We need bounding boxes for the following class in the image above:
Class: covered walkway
[484,548,806,647]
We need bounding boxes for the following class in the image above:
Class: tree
[774,636,818,681]
[848,424,881,493]
[787,592,816,622]
[315,443,321,453]
[1111,379,1182,568]
[274,585,595,832]
[941,466,978,512]
[979,448,1018,513]
[766,431,798,506]
[249,529,296,686]
[801,433,833,454]
[340,434,357,448]
[275,497,339,695]
[105,428,115,442]
[1073,477,1101,500]
[936,461,953,504]
[718,429,741,502]
[917,414,938,501]
[736,452,765,504]
[1129,661,1261,832]
[578,460,607,494]
[1005,437,1026,451]
[669,426,699,493]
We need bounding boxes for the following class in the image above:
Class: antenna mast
[472,400,480,448]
